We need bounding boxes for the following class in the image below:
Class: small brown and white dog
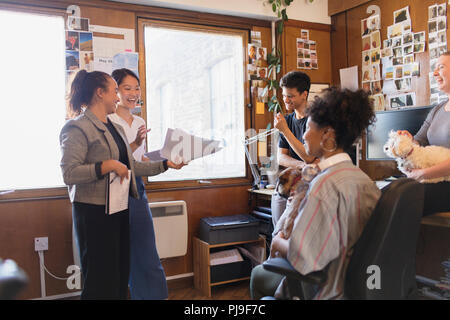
[275,164,319,238]
[383,130,450,183]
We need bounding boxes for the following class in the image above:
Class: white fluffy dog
[384,130,450,183]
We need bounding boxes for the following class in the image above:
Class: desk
[247,188,274,209]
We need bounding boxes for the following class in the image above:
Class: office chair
[0,259,28,299]
[263,178,424,300]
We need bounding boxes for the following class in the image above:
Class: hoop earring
[320,138,337,153]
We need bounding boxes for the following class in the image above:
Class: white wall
[107,0,331,25]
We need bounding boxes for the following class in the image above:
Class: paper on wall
[339,65,359,91]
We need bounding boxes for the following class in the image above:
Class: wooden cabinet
[193,236,266,297]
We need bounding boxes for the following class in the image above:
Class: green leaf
[281,8,288,21]
[272,3,276,12]
[277,21,284,35]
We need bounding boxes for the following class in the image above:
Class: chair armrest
[263,257,327,285]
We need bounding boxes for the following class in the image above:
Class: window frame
[0,4,69,201]
[137,18,252,191]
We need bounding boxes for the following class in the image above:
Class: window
[0,10,66,190]
[142,23,248,183]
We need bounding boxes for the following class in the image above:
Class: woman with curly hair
[251,88,381,300]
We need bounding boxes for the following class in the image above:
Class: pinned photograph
[429,4,438,20]
[251,31,262,46]
[381,47,393,58]
[362,35,371,51]
[362,81,371,93]
[439,44,447,55]
[371,80,382,94]
[362,50,371,66]
[362,66,371,82]
[403,20,411,32]
[80,51,94,71]
[304,49,311,59]
[413,31,425,44]
[297,58,305,69]
[395,78,411,91]
[370,48,381,64]
[383,39,392,48]
[301,29,309,41]
[372,94,385,111]
[66,50,80,70]
[303,42,310,50]
[257,67,267,79]
[429,72,438,88]
[403,33,413,45]
[79,32,93,51]
[403,54,414,65]
[257,47,267,61]
[304,59,312,69]
[430,93,439,105]
[405,92,416,106]
[297,39,305,49]
[248,64,257,80]
[438,16,447,31]
[371,64,381,81]
[297,49,304,58]
[393,47,403,57]
[438,3,447,17]
[384,66,394,80]
[392,36,402,47]
[430,59,438,72]
[387,23,403,39]
[429,20,437,33]
[310,51,317,59]
[309,41,316,51]
[311,59,318,69]
[403,45,413,55]
[403,64,412,78]
[394,65,403,79]
[430,47,440,59]
[371,30,381,49]
[393,57,403,66]
[361,15,380,36]
[438,30,447,44]
[413,43,425,53]
[394,6,410,24]
[67,16,89,32]
[248,44,257,60]
[390,95,407,108]
[65,31,79,51]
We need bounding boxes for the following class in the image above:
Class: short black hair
[111,68,140,86]
[306,87,376,150]
[279,71,311,95]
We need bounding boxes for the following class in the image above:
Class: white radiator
[150,200,188,259]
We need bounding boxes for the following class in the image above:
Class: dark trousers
[423,181,450,216]
[73,202,130,300]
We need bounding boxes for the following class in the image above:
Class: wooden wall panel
[282,21,332,85]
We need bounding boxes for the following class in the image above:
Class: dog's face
[384,130,414,159]
[276,167,302,199]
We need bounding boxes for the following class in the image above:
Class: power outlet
[34,237,48,251]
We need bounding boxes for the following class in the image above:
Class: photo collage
[297,29,318,70]
[248,31,269,104]
[362,6,427,110]
[65,16,93,92]
[428,3,448,105]
[361,14,384,111]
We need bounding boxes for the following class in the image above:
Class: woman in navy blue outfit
[109,68,170,299]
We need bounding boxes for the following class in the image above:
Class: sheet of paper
[147,128,222,164]
[210,249,243,266]
[339,65,359,91]
[256,102,265,115]
[106,170,131,215]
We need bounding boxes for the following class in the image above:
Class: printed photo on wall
[248,44,257,61]
[65,31,79,51]
[393,6,410,24]
[301,29,309,40]
[66,50,80,71]
[371,30,381,49]
[256,47,267,61]
[80,51,94,71]
[67,16,89,32]
[79,32,93,51]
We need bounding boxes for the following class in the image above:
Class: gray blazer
[60,109,166,205]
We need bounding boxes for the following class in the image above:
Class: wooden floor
[168,280,251,300]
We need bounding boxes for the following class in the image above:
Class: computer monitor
[366,106,434,160]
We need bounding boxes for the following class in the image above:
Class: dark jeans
[73,202,130,300]
[423,181,450,216]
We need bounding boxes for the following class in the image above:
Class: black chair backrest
[345,178,424,299]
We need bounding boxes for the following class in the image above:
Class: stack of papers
[145,128,222,164]
[210,249,243,266]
